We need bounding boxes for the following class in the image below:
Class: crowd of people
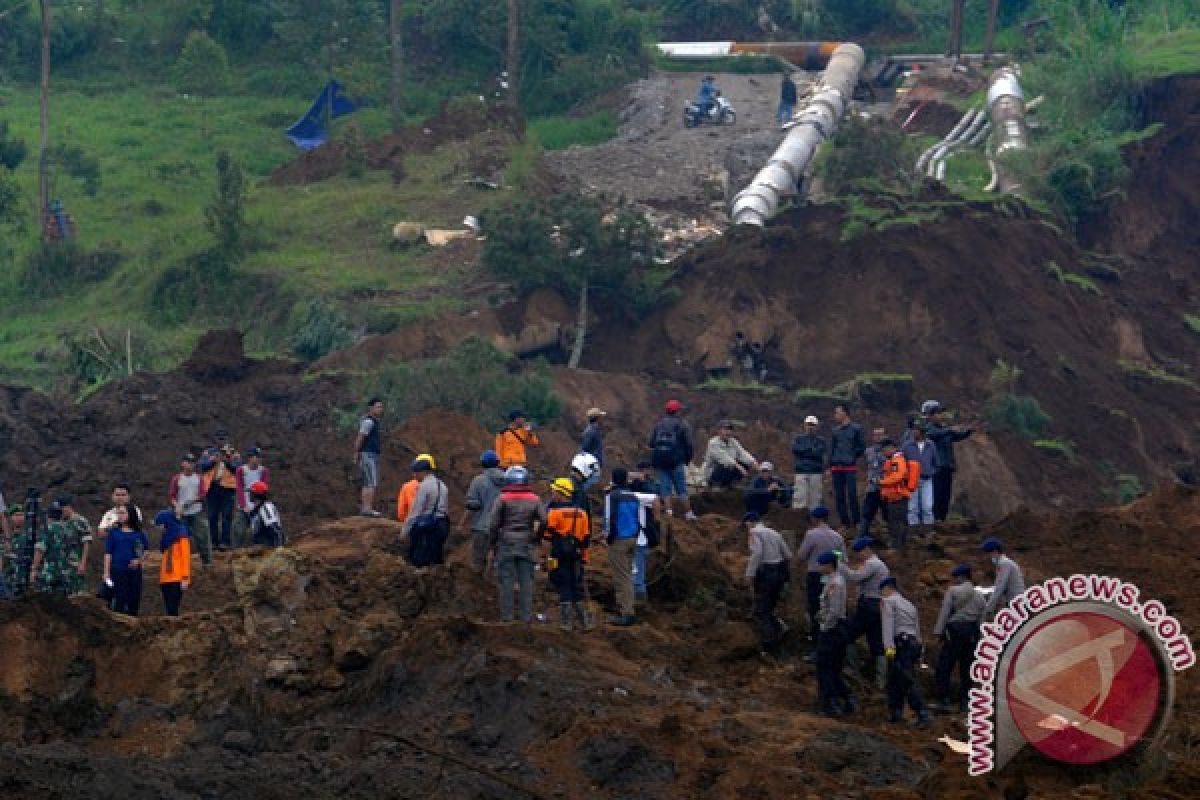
[0,440,284,618]
[354,394,1009,722]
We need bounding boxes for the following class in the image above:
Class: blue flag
[284,81,361,150]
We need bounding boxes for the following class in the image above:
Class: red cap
[250,481,269,495]
[665,399,683,413]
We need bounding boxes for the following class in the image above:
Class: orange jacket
[160,536,192,585]
[495,426,540,468]
[396,479,419,523]
[880,452,912,503]
[544,503,591,563]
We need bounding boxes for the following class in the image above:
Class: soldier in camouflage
[32,503,71,595]
[6,506,35,597]
[58,496,92,595]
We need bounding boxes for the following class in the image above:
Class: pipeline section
[986,66,1029,193]
[730,43,865,227]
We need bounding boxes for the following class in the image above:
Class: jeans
[608,537,636,617]
[708,464,744,489]
[161,582,183,616]
[886,499,910,549]
[887,636,927,715]
[495,542,535,623]
[908,479,934,525]
[777,100,794,124]
[933,468,955,522]
[816,621,852,709]
[656,465,688,498]
[207,486,235,548]
[182,511,211,565]
[470,529,490,572]
[849,596,884,657]
[935,620,980,708]
[792,473,823,510]
[633,544,649,596]
[753,562,788,650]
[112,566,143,616]
[831,470,860,525]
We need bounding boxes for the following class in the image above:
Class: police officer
[815,550,856,716]
[844,536,890,689]
[796,507,846,650]
[31,503,70,595]
[881,577,931,727]
[981,538,1025,619]
[742,511,792,655]
[932,563,985,712]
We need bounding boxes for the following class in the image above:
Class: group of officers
[0,492,94,599]
[744,507,1026,723]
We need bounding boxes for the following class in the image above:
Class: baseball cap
[586,407,607,419]
[804,415,818,425]
[759,461,773,472]
[665,399,683,413]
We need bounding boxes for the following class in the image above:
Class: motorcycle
[683,95,736,128]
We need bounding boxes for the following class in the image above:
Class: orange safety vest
[396,479,419,523]
[544,504,591,563]
[495,426,540,469]
[880,452,912,503]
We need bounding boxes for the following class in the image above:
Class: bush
[1115,474,1144,505]
[359,337,562,428]
[291,300,354,361]
[174,30,230,96]
[818,115,922,197]
[984,359,1052,439]
[528,112,618,151]
[22,242,121,294]
[0,121,26,171]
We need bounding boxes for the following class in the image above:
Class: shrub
[1115,474,1144,505]
[358,337,562,428]
[984,360,1052,439]
[0,121,26,170]
[174,30,230,96]
[22,242,121,294]
[205,151,247,271]
[342,122,367,178]
[291,300,354,361]
[818,115,922,197]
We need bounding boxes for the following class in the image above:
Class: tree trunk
[983,0,1001,65]
[506,0,519,103]
[389,0,403,129]
[568,280,588,370]
[38,0,51,238]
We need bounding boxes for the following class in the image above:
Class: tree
[483,196,659,368]
[389,0,403,128]
[173,30,230,96]
[506,0,519,101]
[0,121,27,170]
[270,0,387,85]
[205,150,247,271]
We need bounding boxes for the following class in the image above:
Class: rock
[392,221,425,244]
[265,656,300,683]
[578,735,676,791]
[221,730,256,754]
[317,669,346,691]
[798,728,928,787]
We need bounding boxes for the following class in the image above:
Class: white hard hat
[804,415,819,425]
[570,452,600,479]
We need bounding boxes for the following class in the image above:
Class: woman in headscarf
[154,509,191,617]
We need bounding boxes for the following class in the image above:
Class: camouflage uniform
[35,521,72,595]
[63,515,93,595]
[7,529,35,597]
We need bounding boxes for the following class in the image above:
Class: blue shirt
[106,528,150,571]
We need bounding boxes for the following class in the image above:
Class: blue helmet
[505,466,529,485]
[481,449,500,468]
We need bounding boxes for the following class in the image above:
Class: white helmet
[570,452,600,479]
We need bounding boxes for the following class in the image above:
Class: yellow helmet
[414,453,437,470]
[551,477,575,496]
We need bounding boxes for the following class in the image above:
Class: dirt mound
[894,98,965,136]
[181,329,252,383]
[1,488,1197,798]
[268,103,523,187]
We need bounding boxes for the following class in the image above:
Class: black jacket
[647,416,694,467]
[926,423,973,471]
[791,433,826,474]
[580,422,604,465]
[829,422,866,467]
[781,77,797,104]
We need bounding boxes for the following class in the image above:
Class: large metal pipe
[987,66,1029,193]
[731,43,865,226]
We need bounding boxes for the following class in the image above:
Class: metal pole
[38,0,51,239]
[983,0,1001,65]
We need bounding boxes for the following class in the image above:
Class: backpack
[905,458,921,493]
[607,490,643,543]
[642,508,661,549]
[650,419,681,469]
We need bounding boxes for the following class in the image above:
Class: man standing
[604,467,649,626]
[791,415,826,512]
[647,400,696,521]
[815,551,856,716]
[828,404,866,528]
[464,450,506,573]
[859,427,888,536]
[495,410,540,469]
[31,503,70,595]
[236,448,271,531]
[402,456,450,567]
[844,537,890,689]
[926,403,974,522]
[878,439,912,549]
[743,511,792,655]
[778,72,798,124]
[99,484,141,538]
[881,577,932,727]
[353,398,385,518]
[169,456,210,566]
[57,496,93,595]
[579,408,607,484]
[202,446,239,549]
[933,563,985,712]
[796,507,846,648]
[981,538,1025,619]
[902,423,938,529]
[488,466,547,624]
[702,420,757,489]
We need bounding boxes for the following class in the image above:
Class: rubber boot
[575,602,595,631]
[875,656,888,691]
[559,603,573,632]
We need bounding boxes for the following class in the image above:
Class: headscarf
[154,509,188,553]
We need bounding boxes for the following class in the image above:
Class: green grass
[1045,261,1103,295]
[1034,438,1076,461]
[1118,359,1197,390]
[696,376,781,396]
[528,112,618,151]
[793,387,846,404]
[652,53,784,74]
[0,80,516,387]
[1184,313,1200,335]
[1132,28,1200,78]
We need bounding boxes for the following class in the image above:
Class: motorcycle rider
[696,75,717,117]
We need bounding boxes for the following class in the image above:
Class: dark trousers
[549,554,584,603]
[831,470,860,525]
[933,468,955,522]
[161,582,183,617]
[112,567,143,616]
[207,486,235,548]
[886,499,910,549]
[753,562,789,651]
[408,518,449,567]
[935,620,980,707]
[816,621,852,709]
[887,636,926,715]
[849,596,884,657]
[859,490,886,536]
[709,464,744,489]
[805,571,823,643]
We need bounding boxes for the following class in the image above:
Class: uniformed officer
[32,503,71,595]
[843,536,890,689]
[59,496,93,596]
[815,550,857,716]
[881,576,931,727]
[981,537,1025,619]
[6,505,34,597]
[932,563,985,712]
